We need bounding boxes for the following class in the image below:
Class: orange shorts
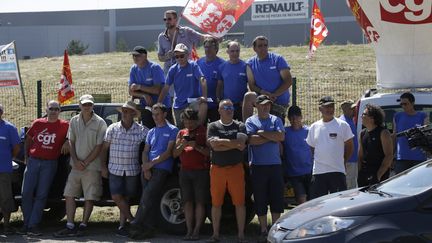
[210,163,245,207]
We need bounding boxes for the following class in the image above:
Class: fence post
[292,76,297,106]
[37,80,42,118]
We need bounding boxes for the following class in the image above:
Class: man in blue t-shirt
[243,36,293,123]
[216,41,248,121]
[339,100,358,189]
[197,37,225,123]
[129,103,178,240]
[393,92,429,174]
[128,46,172,128]
[245,95,285,240]
[283,106,312,204]
[158,43,208,128]
[0,104,20,234]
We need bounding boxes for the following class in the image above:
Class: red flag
[308,0,329,58]
[347,0,380,43]
[191,44,199,61]
[57,50,75,105]
[183,0,254,38]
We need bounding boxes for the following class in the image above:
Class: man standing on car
[207,99,248,243]
[393,92,429,174]
[128,103,178,240]
[0,104,20,235]
[21,100,69,236]
[306,96,354,199]
[128,46,173,128]
[339,100,358,189]
[245,95,285,242]
[54,94,107,238]
[100,101,148,237]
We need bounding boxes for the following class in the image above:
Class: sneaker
[27,226,42,236]
[116,226,128,237]
[3,226,16,235]
[16,226,27,235]
[53,227,78,238]
[129,228,155,240]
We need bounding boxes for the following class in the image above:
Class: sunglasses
[48,107,60,111]
[361,112,368,117]
[229,49,240,53]
[400,102,409,106]
[222,105,235,111]
[163,17,173,21]
[82,103,93,107]
[175,54,185,59]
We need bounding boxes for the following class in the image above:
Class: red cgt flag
[191,44,200,61]
[57,50,75,105]
[183,0,254,38]
[308,0,329,59]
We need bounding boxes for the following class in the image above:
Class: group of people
[0,7,429,243]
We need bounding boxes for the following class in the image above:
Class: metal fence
[1,76,376,129]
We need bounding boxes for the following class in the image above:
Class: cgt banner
[347,0,432,89]
[251,0,308,21]
[0,41,21,88]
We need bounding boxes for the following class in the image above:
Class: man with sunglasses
[21,100,69,235]
[216,41,248,121]
[128,46,172,128]
[207,99,248,243]
[393,92,429,174]
[242,36,293,123]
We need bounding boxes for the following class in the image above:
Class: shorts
[310,172,347,199]
[63,169,103,201]
[270,103,289,125]
[251,164,284,216]
[109,173,140,197]
[179,169,210,204]
[210,163,245,207]
[0,173,15,213]
[289,174,311,200]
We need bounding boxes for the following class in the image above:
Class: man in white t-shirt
[306,96,354,199]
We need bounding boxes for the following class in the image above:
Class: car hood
[277,188,418,229]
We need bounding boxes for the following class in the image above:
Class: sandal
[206,236,220,243]
[189,235,200,241]
[182,235,192,241]
[238,238,248,243]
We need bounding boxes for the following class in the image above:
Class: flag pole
[13,40,27,106]
[170,0,192,52]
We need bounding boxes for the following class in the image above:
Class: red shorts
[210,163,245,207]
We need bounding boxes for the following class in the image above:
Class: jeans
[21,157,58,228]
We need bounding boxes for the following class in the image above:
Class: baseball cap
[174,43,188,53]
[117,100,141,118]
[256,95,273,105]
[319,96,335,106]
[79,94,95,104]
[130,46,147,55]
[340,100,354,108]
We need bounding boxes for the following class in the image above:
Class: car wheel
[157,178,186,234]
[43,204,66,222]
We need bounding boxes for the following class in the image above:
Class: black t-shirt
[207,120,246,166]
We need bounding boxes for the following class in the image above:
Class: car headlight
[284,216,368,240]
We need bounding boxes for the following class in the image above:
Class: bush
[116,38,128,52]
[67,40,89,55]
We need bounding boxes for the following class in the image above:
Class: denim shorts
[109,173,140,197]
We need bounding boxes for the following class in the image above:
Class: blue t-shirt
[339,115,358,163]
[145,123,178,172]
[197,57,225,108]
[283,126,313,176]
[395,111,427,161]
[246,52,290,105]
[0,120,20,173]
[128,62,171,108]
[166,61,204,109]
[217,60,248,104]
[245,114,284,165]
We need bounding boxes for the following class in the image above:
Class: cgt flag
[183,0,254,38]
[308,0,328,59]
[57,50,75,105]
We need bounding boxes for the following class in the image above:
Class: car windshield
[376,160,432,196]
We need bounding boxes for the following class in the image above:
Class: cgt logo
[380,0,432,24]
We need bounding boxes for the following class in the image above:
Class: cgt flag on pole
[308,0,329,59]
[183,0,254,38]
[57,50,75,105]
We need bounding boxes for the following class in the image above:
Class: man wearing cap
[21,100,69,236]
[158,43,208,128]
[242,36,293,123]
[54,94,107,238]
[207,99,248,242]
[100,101,148,237]
[0,104,20,235]
[339,100,358,189]
[306,96,354,199]
[128,46,172,128]
[245,95,285,241]
[393,92,429,174]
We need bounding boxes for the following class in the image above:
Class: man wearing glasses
[158,43,208,128]
[393,92,429,174]
[242,36,293,123]
[21,100,69,235]
[54,94,107,238]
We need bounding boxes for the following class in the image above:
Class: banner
[57,50,75,104]
[0,42,21,88]
[183,0,254,38]
[251,0,308,21]
[308,0,328,58]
